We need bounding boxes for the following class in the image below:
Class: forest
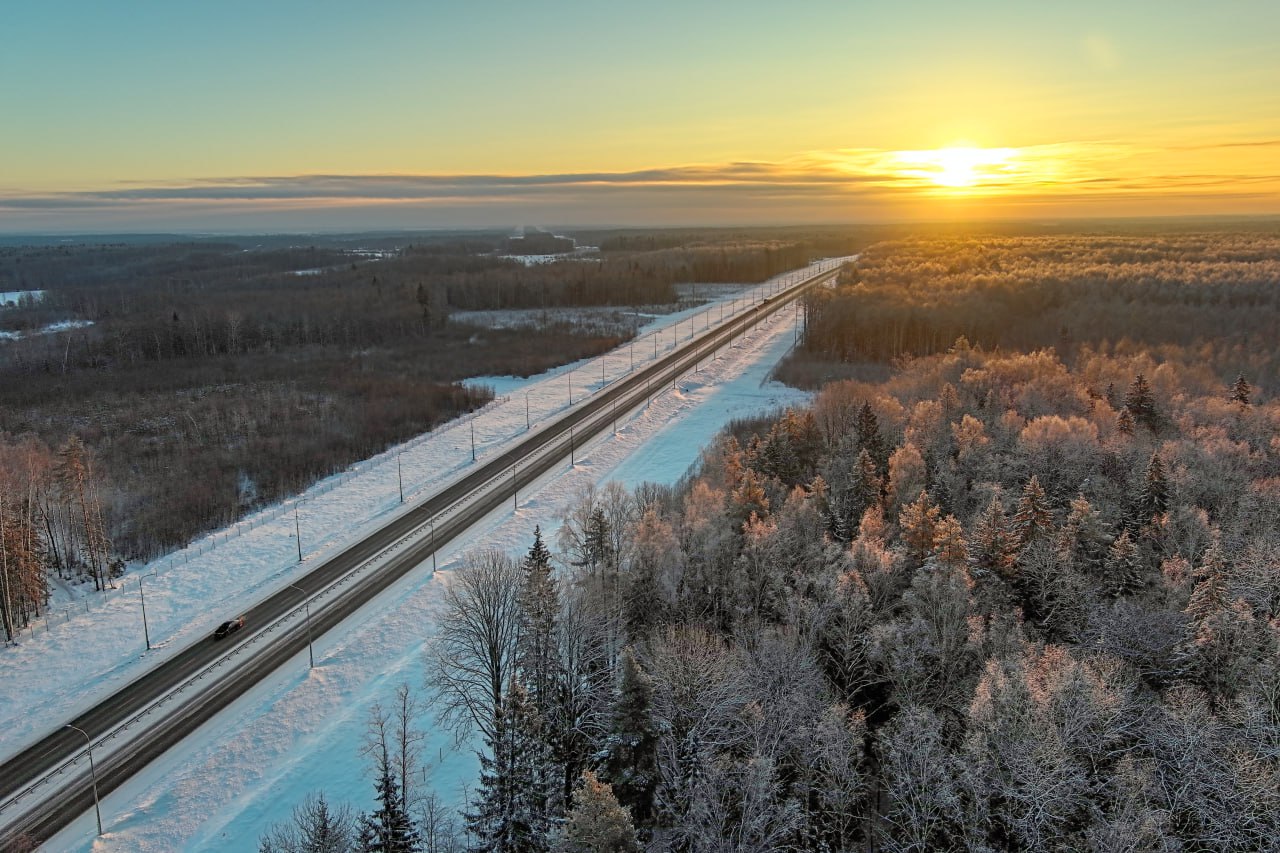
[258,228,1280,851]
[0,231,848,639]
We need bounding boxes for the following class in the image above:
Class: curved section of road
[0,261,841,847]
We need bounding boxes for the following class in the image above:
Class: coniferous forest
[259,227,1280,852]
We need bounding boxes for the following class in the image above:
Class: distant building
[505,228,576,256]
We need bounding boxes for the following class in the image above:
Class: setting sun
[891,146,1020,190]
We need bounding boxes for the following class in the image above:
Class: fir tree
[558,771,641,853]
[1012,476,1053,549]
[602,649,658,829]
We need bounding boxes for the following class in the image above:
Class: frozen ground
[15,258,850,851]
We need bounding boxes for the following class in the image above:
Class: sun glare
[891,146,1020,190]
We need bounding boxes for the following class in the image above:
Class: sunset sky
[2,0,1278,232]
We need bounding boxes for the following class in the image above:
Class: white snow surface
[18,259,850,852]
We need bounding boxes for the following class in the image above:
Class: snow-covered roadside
[43,265,819,852]
[0,260,848,769]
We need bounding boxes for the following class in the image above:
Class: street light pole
[287,584,314,668]
[470,419,476,462]
[397,453,404,503]
[138,575,151,650]
[65,724,102,836]
[525,391,531,430]
[430,518,437,571]
[294,506,302,562]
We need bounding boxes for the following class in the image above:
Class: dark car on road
[213,616,245,640]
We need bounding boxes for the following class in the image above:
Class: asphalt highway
[0,263,838,847]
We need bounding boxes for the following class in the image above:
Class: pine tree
[359,757,421,853]
[558,771,641,853]
[1012,476,1053,549]
[968,494,1018,580]
[1230,374,1251,407]
[1104,530,1143,596]
[603,649,658,829]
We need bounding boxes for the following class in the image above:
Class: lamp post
[525,390,531,430]
[430,518,437,571]
[470,419,476,462]
[294,506,302,562]
[397,453,404,503]
[138,575,151,650]
[65,724,102,836]
[287,583,314,669]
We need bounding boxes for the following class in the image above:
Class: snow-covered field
[0,318,94,341]
[7,259,848,851]
[0,289,45,307]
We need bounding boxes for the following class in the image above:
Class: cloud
[1,141,1277,231]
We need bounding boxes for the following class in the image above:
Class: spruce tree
[856,401,887,470]
[516,527,565,821]
[467,682,553,853]
[1134,452,1170,525]
[1061,494,1110,575]
[1124,373,1160,432]
[1012,476,1053,549]
[1104,530,1143,596]
[603,649,658,829]
[968,494,1018,581]
[1230,374,1251,407]
[359,758,421,853]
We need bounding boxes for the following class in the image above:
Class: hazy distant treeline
[797,233,1280,384]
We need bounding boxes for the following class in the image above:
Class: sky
[2,0,1278,232]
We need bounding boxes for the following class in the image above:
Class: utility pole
[65,724,103,836]
[138,575,151,650]
[287,584,314,668]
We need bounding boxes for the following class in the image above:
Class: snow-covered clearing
[15,258,850,851]
[0,290,44,307]
[0,319,94,341]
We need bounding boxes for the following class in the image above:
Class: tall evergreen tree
[969,494,1018,581]
[1124,374,1160,432]
[515,527,565,821]
[856,401,888,470]
[1133,453,1170,526]
[1230,374,1251,407]
[1061,494,1110,575]
[359,756,421,853]
[467,682,554,853]
[1104,530,1143,596]
[603,649,658,829]
[1012,476,1053,549]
